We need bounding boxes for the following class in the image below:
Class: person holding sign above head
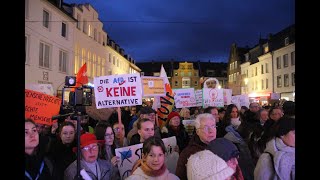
[130,118,155,146]
[126,136,179,180]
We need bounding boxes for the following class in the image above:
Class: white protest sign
[239,94,250,108]
[93,73,142,108]
[231,95,241,110]
[223,89,232,105]
[202,88,224,108]
[173,88,197,108]
[195,89,203,107]
[115,136,178,180]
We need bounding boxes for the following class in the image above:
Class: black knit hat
[276,116,295,137]
[139,106,156,114]
[206,138,240,161]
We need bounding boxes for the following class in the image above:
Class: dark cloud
[65,0,295,62]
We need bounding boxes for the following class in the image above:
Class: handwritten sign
[94,73,142,108]
[202,88,224,108]
[141,76,165,97]
[223,89,232,105]
[195,89,203,107]
[173,88,197,108]
[25,89,61,125]
[115,136,178,180]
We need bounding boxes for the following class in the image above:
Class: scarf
[132,159,166,177]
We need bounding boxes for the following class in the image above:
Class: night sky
[64,0,295,63]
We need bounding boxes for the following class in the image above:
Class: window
[175,72,178,76]
[266,78,269,89]
[61,22,67,38]
[175,81,178,86]
[283,54,288,67]
[43,10,49,28]
[255,67,257,76]
[277,75,282,87]
[276,57,281,69]
[255,80,258,90]
[229,75,232,82]
[229,64,232,71]
[194,81,198,86]
[261,79,264,89]
[109,53,111,63]
[264,45,269,53]
[39,42,50,68]
[117,59,119,67]
[291,51,295,65]
[284,74,289,87]
[261,64,264,74]
[88,24,92,37]
[251,69,254,77]
[235,61,237,69]
[76,14,81,29]
[83,19,87,33]
[265,63,269,73]
[181,72,185,76]
[292,73,295,86]
[113,56,115,65]
[285,37,289,46]
[94,28,97,40]
[59,50,67,73]
[188,72,192,76]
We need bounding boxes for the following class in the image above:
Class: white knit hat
[187,150,235,180]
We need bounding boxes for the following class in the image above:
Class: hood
[264,138,295,180]
[224,125,243,144]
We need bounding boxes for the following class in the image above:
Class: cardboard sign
[94,73,142,108]
[115,136,178,180]
[173,88,197,108]
[25,89,61,125]
[202,88,224,108]
[141,76,165,97]
[195,89,203,107]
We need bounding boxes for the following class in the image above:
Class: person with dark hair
[161,111,190,153]
[127,137,179,179]
[254,117,295,180]
[282,100,295,118]
[94,121,121,180]
[130,118,155,145]
[112,120,129,148]
[25,119,55,180]
[46,121,77,180]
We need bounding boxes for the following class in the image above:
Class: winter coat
[175,134,207,180]
[254,137,295,180]
[64,159,113,180]
[161,124,190,153]
[224,125,255,180]
[126,167,179,180]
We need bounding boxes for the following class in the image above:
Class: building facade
[171,62,201,89]
[25,0,76,92]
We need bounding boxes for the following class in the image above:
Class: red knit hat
[167,111,180,122]
[80,133,99,148]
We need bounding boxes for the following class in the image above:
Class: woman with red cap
[161,111,190,153]
[64,133,113,180]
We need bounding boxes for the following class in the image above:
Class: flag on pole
[155,65,175,127]
[76,63,88,87]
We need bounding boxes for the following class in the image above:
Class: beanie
[187,150,235,180]
[167,111,180,122]
[206,138,240,161]
[276,116,295,137]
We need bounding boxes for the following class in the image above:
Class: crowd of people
[25,100,295,179]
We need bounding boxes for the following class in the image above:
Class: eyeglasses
[105,133,114,138]
[82,145,98,152]
[113,127,124,132]
[198,125,217,132]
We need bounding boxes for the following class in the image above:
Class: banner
[93,73,142,108]
[115,136,178,180]
[25,89,61,125]
[155,65,175,127]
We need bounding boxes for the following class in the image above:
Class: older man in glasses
[176,113,217,180]
[64,133,113,180]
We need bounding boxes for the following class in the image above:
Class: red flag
[76,63,88,87]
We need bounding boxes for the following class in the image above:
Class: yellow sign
[141,76,165,96]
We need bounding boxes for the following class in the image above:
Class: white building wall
[273,43,295,100]
[256,52,273,94]
[25,0,75,95]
